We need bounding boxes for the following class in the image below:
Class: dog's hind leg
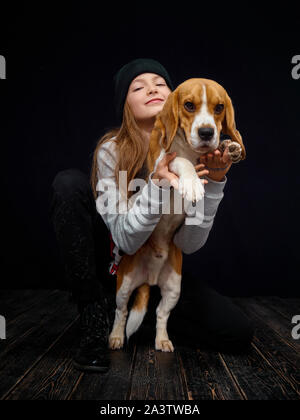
[109,273,135,350]
[155,263,182,352]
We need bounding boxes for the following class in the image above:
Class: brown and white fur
[109,78,246,352]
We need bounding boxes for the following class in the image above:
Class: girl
[50,58,253,373]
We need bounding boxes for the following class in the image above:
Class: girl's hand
[194,164,209,185]
[152,152,179,187]
[152,152,179,185]
[196,147,233,182]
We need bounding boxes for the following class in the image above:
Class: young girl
[50,58,253,373]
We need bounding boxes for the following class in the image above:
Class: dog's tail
[126,283,150,341]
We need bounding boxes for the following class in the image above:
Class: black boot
[73,299,110,372]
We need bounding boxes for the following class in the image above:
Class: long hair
[90,102,149,200]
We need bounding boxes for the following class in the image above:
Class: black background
[1,2,299,296]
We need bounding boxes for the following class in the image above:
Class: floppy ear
[222,93,246,160]
[147,90,179,173]
[155,89,179,151]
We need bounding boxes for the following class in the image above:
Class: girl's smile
[145,98,164,105]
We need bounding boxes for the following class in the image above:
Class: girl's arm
[173,148,232,254]
[96,139,171,255]
[173,176,226,254]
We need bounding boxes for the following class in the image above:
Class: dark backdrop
[1,3,299,296]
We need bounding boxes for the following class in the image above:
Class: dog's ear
[155,89,179,151]
[147,90,179,172]
[222,93,246,160]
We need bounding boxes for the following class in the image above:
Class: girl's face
[126,73,172,123]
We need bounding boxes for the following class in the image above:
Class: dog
[108,78,246,352]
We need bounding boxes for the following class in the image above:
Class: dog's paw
[219,139,242,163]
[178,175,204,202]
[109,334,124,350]
[155,338,174,352]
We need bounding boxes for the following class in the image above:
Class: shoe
[73,299,110,372]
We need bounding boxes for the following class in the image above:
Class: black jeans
[50,168,254,352]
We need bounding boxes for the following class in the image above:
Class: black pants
[50,168,254,353]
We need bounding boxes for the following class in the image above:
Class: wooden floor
[0,290,299,400]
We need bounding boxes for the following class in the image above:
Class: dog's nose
[198,127,214,141]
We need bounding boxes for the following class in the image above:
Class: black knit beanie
[113,58,174,123]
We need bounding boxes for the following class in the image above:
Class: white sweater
[96,138,227,256]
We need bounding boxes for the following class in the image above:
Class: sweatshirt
[95,138,226,256]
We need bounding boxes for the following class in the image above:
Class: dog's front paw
[178,175,204,202]
[155,338,174,352]
[109,334,124,350]
[219,139,242,163]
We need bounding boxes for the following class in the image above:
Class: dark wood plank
[129,326,187,400]
[225,298,300,400]
[5,319,81,400]
[235,298,300,392]
[0,290,78,399]
[69,341,137,400]
[236,297,300,352]
[257,296,300,323]
[220,349,299,400]
[177,346,244,400]
[1,290,68,349]
[0,289,55,320]
[2,293,299,400]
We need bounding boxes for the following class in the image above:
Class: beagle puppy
[109,78,246,352]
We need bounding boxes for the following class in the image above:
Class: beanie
[113,58,174,123]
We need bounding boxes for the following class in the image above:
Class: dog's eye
[184,102,196,112]
[215,104,224,114]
